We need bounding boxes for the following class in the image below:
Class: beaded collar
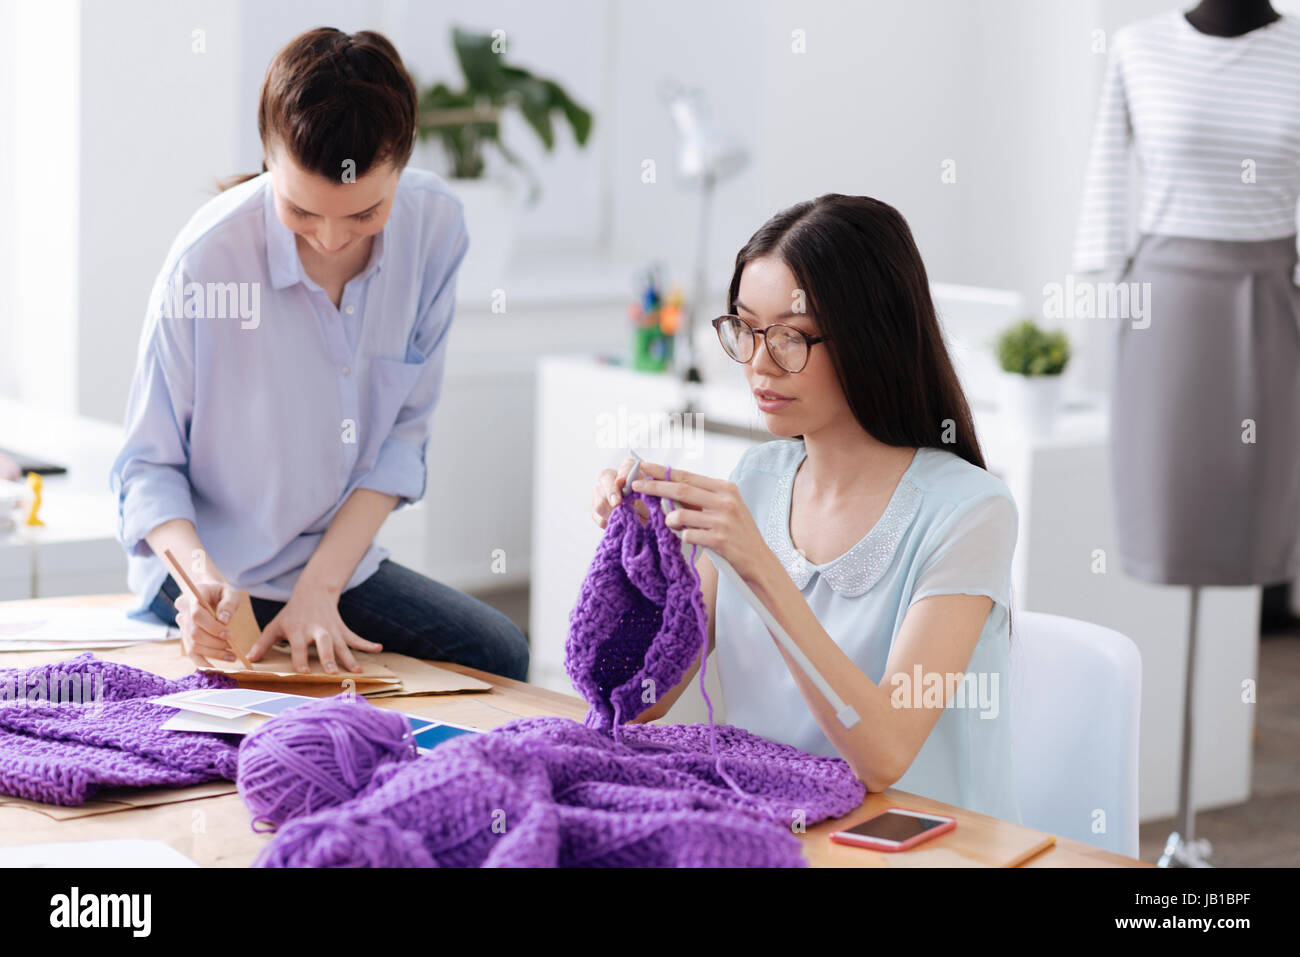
[766,445,925,597]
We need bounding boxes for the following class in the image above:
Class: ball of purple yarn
[257,810,436,867]
[236,696,417,831]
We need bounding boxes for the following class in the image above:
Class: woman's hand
[591,457,650,528]
[248,581,382,675]
[629,462,772,582]
[175,578,242,667]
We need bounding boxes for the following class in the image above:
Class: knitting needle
[161,548,253,669]
[704,548,861,729]
[622,449,646,496]
[627,451,861,730]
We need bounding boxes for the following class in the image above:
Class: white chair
[1008,610,1142,858]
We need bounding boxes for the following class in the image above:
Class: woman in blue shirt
[593,195,1021,822]
[110,29,528,681]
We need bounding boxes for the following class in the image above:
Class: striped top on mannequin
[1072,10,1300,284]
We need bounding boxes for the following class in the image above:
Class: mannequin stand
[1157,585,1214,867]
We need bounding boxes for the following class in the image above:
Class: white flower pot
[407,141,521,301]
[998,371,1063,439]
[445,176,521,300]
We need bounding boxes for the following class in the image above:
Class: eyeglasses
[711,315,831,374]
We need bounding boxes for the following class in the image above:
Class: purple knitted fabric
[250,481,866,867]
[257,714,864,867]
[565,478,707,732]
[0,652,239,806]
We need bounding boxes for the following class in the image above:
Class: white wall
[10,0,80,413]
[755,0,1179,398]
[0,0,15,401]
[76,0,241,423]
[4,0,1252,420]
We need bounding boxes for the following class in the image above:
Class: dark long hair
[730,195,1016,639]
[728,193,986,470]
[220,27,417,190]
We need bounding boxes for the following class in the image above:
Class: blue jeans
[149,559,529,681]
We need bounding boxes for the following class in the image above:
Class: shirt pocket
[363,354,430,460]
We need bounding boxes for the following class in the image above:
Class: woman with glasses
[591,194,1021,823]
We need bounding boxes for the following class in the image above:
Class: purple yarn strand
[661,465,753,803]
[686,541,753,803]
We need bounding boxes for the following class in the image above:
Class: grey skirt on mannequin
[1108,233,1300,586]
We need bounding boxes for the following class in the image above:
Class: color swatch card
[154,687,481,754]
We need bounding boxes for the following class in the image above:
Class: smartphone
[829,808,956,852]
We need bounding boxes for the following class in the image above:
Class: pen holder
[632,325,673,372]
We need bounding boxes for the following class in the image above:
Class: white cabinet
[413,257,640,594]
[0,402,129,600]
[530,355,762,723]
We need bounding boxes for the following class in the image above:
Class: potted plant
[412,27,594,294]
[994,318,1071,438]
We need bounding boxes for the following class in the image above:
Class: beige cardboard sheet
[197,644,400,685]
[0,638,491,693]
[0,780,239,821]
[355,652,492,695]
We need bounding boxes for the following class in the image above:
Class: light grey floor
[1137,627,1300,867]
[475,585,1300,867]
[475,584,530,639]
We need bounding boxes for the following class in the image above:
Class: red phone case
[828,807,957,852]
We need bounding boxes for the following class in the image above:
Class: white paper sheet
[161,712,266,734]
[0,606,175,649]
[0,838,198,867]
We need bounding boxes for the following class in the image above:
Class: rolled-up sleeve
[354,203,469,508]
[108,267,198,557]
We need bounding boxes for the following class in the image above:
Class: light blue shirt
[109,168,467,618]
[715,439,1023,824]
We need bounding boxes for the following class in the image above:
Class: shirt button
[345,305,355,314]
[341,365,351,376]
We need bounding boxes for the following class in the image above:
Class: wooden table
[0,595,1150,867]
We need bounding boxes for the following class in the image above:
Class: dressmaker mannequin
[1153,0,1288,872]
[1184,0,1279,37]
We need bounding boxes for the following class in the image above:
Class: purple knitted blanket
[258,716,863,867]
[0,652,238,806]
[252,480,866,867]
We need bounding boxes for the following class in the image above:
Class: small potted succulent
[994,318,1071,438]
[412,27,593,293]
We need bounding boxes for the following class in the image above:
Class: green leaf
[452,27,507,96]
[514,77,556,151]
[544,80,593,144]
